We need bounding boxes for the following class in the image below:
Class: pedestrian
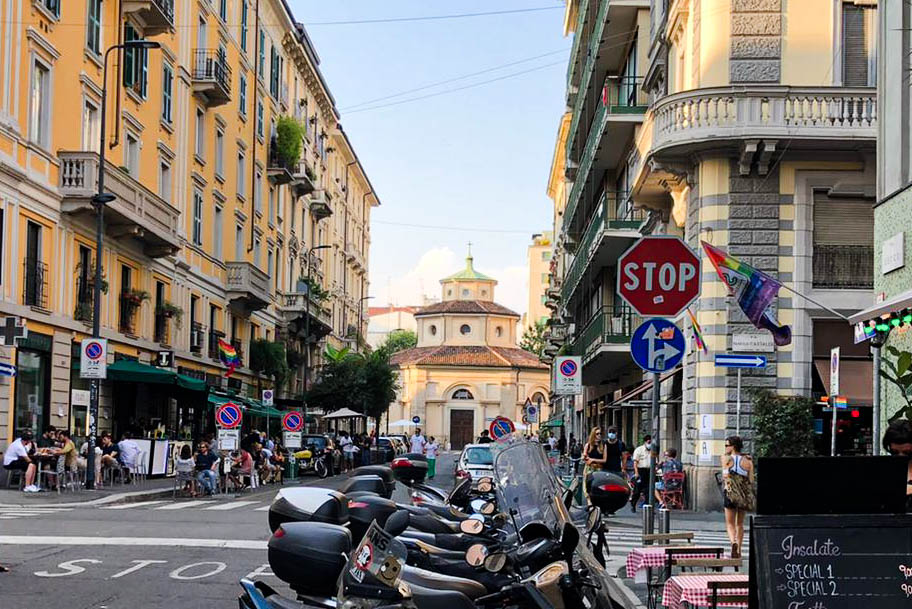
[557,431,567,456]
[194,440,219,495]
[582,428,605,501]
[602,426,628,475]
[3,432,38,492]
[175,444,196,496]
[338,431,354,472]
[722,436,754,558]
[654,448,683,507]
[629,435,654,512]
[477,430,493,444]
[410,427,427,454]
[569,437,582,475]
[425,436,439,480]
[118,432,141,481]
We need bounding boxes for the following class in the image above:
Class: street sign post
[630,319,685,373]
[262,389,274,406]
[215,402,242,429]
[412,416,420,425]
[714,353,769,435]
[830,347,840,456]
[79,338,108,379]
[282,411,304,432]
[617,236,702,318]
[554,356,581,395]
[489,416,515,441]
[283,431,302,450]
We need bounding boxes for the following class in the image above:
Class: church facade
[388,254,550,450]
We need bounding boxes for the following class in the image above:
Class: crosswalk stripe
[254,505,270,511]
[102,501,168,510]
[154,502,214,510]
[203,500,260,511]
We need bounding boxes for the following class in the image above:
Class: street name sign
[617,236,702,317]
[80,338,107,379]
[554,356,582,395]
[713,353,767,368]
[630,319,685,373]
[0,362,16,377]
[731,333,775,353]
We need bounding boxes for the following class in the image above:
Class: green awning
[107,359,176,385]
[208,393,281,417]
[540,419,564,429]
[176,374,206,392]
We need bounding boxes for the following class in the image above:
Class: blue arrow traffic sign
[630,319,686,373]
[0,362,16,377]
[714,353,767,368]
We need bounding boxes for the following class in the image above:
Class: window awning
[848,288,912,324]
[107,359,178,385]
[540,418,564,428]
[207,393,282,417]
[610,368,680,408]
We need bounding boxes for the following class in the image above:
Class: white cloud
[371,247,529,318]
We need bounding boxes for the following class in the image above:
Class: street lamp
[357,296,374,352]
[86,39,161,490]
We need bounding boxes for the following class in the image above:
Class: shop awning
[540,418,564,428]
[246,404,284,418]
[813,358,873,406]
[323,407,364,420]
[176,374,206,392]
[610,368,680,407]
[108,359,178,385]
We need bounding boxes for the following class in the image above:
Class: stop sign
[617,236,701,317]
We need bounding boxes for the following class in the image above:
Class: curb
[606,573,647,609]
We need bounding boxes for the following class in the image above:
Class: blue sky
[292,2,570,315]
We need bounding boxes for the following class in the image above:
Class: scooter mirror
[492,512,508,527]
[476,480,492,493]
[483,552,507,573]
[478,477,493,485]
[469,498,487,513]
[460,518,484,535]
[465,543,488,567]
[587,507,602,534]
[480,501,495,515]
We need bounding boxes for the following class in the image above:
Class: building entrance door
[449,409,474,451]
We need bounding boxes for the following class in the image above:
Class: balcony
[208,329,225,360]
[191,50,232,107]
[22,259,48,310]
[563,191,645,304]
[225,261,270,315]
[74,276,93,322]
[813,244,874,290]
[154,311,171,346]
[572,305,639,382]
[267,138,295,185]
[122,0,173,35]
[291,161,317,198]
[190,322,205,354]
[308,191,332,221]
[118,293,140,336]
[280,291,332,341]
[563,76,647,236]
[566,0,591,96]
[59,152,181,258]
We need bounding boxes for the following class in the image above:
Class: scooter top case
[268,487,349,533]
[587,471,631,514]
[338,474,392,499]
[391,453,429,485]
[346,494,399,543]
[268,521,352,598]
[350,465,396,497]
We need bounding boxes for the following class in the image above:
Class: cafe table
[625,546,727,583]
[661,573,749,609]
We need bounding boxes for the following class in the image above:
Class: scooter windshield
[491,440,562,533]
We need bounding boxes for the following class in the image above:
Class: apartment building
[551,0,876,508]
[525,231,554,333]
[0,0,377,447]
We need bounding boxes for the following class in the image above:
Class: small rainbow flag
[218,338,240,376]
[687,308,708,354]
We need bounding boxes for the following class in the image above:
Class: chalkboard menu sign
[751,514,912,609]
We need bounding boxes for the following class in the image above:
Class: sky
[291,2,570,316]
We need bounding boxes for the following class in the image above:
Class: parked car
[391,434,410,449]
[456,443,494,480]
[376,437,397,462]
[388,436,408,456]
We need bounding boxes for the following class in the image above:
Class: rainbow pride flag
[218,338,240,376]
[701,241,791,346]
[687,308,708,354]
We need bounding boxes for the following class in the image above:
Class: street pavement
[1,452,458,609]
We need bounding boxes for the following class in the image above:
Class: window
[161,63,173,124]
[240,1,248,51]
[192,190,203,246]
[268,187,275,223]
[254,170,263,213]
[267,249,273,289]
[429,324,437,336]
[301,99,309,137]
[258,31,266,78]
[123,24,148,98]
[86,0,102,54]
[125,133,140,177]
[213,206,223,255]
[29,61,50,148]
[452,389,474,400]
[236,151,245,195]
[460,324,471,335]
[219,0,227,21]
[495,326,503,338]
[461,289,470,297]
[317,131,325,160]
[254,237,261,267]
[235,225,243,260]
[842,2,876,86]
[256,101,264,138]
[239,75,247,117]
[195,108,205,159]
[215,128,224,177]
[39,0,59,18]
[81,99,99,153]
[159,161,171,202]
[197,15,207,49]
[269,45,278,98]
[541,251,552,261]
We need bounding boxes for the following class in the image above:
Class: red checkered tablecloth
[625,546,727,579]
[661,574,749,609]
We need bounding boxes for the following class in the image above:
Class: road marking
[101,501,168,510]
[0,536,267,549]
[169,561,227,580]
[254,505,270,511]
[110,559,169,579]
[203,500,260,511]
[35,559,102,577]
[154,502,214,510]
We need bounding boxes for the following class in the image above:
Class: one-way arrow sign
[714,353,767,369]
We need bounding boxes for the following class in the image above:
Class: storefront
[12,332,53,437]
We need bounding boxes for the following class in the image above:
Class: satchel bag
[724,473,755,511]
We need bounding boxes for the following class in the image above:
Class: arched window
[461,288,470,297]
[429,324,437,336]
[531,392,546,405]
[495,326,503,337]
[452,388,474,400]
[460,324,471,335]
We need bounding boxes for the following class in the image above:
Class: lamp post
[86,40,161,490]
[357,296,374,352]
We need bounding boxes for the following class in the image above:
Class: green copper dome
[441,255,495,282]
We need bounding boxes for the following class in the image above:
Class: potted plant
[121,288,150,307]
[75,301,93,323]
[276,116,304,169]
[75,262,109,294]
[298,276,329,303]
[157,300,184,329]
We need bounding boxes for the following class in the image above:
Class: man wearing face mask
[602,426,627,474]
[630,435,654,512]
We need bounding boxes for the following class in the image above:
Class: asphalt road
[1,452,458,609]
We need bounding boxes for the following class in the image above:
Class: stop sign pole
[617,236,701,529]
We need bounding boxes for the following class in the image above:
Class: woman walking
[425,436,439,480]
[721,436,754,558]
[582,428,606,501]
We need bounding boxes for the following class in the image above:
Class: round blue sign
[84,341,103,360]
[489,416,515,441]
[630,318,686,373]
[216,403,242,429]
[559,359,578,377]
[412,416,420,424]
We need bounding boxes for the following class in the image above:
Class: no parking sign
[282,411,304,432]
[489,416,515,442]
[215,402,242,429]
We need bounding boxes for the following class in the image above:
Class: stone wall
[730,0,781,83]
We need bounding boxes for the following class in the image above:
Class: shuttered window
[812,194,874,289]
[842,3,876,87]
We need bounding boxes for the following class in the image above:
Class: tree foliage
[520,320,548,358]
[751,388,815,459]
[249,339,289,389]
[377,330,417,357]
[881,346,912,422]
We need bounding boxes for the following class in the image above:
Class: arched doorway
[448,387,475,450]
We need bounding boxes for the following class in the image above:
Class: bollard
[642,504,654,544]
[659,507,670,535]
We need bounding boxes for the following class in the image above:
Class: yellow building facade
[524,231,554,332]
[389,255,550,450]
[0,0,377,448]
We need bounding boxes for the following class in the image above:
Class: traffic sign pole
[648,371,660,520]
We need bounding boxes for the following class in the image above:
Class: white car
[456,443,494,481]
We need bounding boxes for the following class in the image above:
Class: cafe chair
[134,452,148,484]
[4,467,25,490]
[173,470,196,498]
[659,472,686,510]
[708,579,749,609]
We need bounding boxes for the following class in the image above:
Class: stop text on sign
[617,236,702,318]
[621,261,697,292]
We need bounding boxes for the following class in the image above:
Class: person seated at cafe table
[228,448,253,490]
[37,426,58,449]
[118,432,141,481]
[3,432,39,492]
[100,433,119,475]
[194,441,220,496]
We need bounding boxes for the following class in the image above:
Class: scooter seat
[408,512,460,534]
[403,565,487,600]
[410,538,465,559]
